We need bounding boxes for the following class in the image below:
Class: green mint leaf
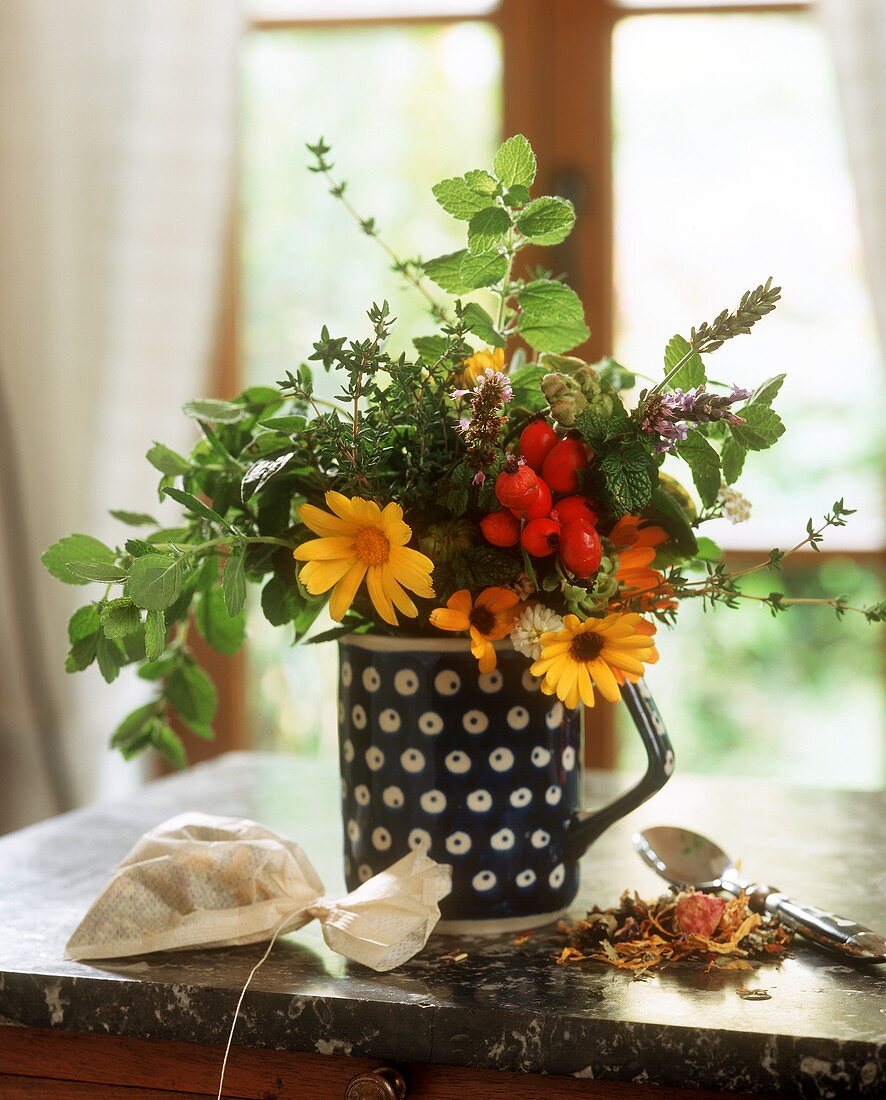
[663,334,705,391]
[676,429,721,507]
[241,452,294,503]
[453,547,521,589]
[721,436,747,485]
[261,575,301,628]
[181,398,246,424]
[195,586,246,657]
[68,605,100,643]
[502,184,531,207]
[95,632,123,684]
[65,632,99,673]
[100,598,142,640]
[597,358,636,392]
[461,302,504,348]
[731,404,785,451]
[464,169,498,196]
[109,510,158,527]
[573,407,631,449]
[146,442,191,477]
[750,373,786,408]
[167,662,217,726]
[128,554,183,611]
[42,534,117,586]
[493,134,536,188]
[162,486,231,530]
[413,335,449,361]
[467,206,511,253]
[517,280,590,353]
[144,609,167,662]
[516,196,575,245]
[148,721,187,770]
[646,486,698,557]
[125,538,155,559]
[110,702,159,755]
[694,536,723,561]
[459,250,508,290]
[431,176,497,221]
[600,445,655,516]
[67,561,129,583]
[223,549,247,616]
[422,250,472,295]
[258,415,307,433]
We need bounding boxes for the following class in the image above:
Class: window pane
[240,22,502,752]
[613,13,884,551]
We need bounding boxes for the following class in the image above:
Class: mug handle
[564,679,674,860]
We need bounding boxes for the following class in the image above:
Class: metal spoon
[634,825,886,963]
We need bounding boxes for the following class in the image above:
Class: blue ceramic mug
[338,635,673,932]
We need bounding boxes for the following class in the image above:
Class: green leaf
[453,547,521,589]
[467,206,511,252]
[148,721,187,770]
[109,510,158,527]
[503,184,531,207]
[646,486,698,557]
[128,554,183,611]
[493,134,536,188]
[663,334,705,391]
[96,633,123,684]
[223,549,247,616]
[111,702,160,755]
[260,575,300,627]
[195,586,246,657]
[42,535,117,586]
[517,280,590,353]
[68,605,100,643]
[146,442,191,477]
[167,662,217,726]
[459,250,508,290]
[182,398,246,424]
[750,373,785,408]
[100,598,142,639]
[731,404,785,451]
[125,539,156,559]
[413,335,449,361]
[516,196,575,245]
[258,415,307,434]
[144,609,167,662]
[721,436,747,485]
[241,452,294,503]
[431,175,496,221]
[676,429,721,508]
[423,250,472,295]
[600,446,655,516]
[67,561,129,583]
[138,655,175,680]
[461,303,504,348]
[573,407,631,450]
[162,486,231,530]
[694,536,723,561]
[66,633,99,673]
[464,169,498,196]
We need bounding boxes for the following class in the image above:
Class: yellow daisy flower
[530,613,657,710]
[459,346,505,388]
[429,586,522,673]
[294,492,434,627]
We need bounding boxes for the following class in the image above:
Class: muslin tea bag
[66,812,451,972]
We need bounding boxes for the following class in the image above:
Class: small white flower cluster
[717,482,752,524]
[510,603,564,661]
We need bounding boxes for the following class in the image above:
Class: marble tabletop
[0,752,883,1097]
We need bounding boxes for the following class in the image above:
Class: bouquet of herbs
[42,135,885,766]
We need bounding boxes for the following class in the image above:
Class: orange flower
[609,515,672,607]
[430,587,522,673]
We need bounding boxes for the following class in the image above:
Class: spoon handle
[750,887,886,963]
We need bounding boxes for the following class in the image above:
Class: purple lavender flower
[641,383,751,452]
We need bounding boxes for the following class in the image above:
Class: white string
[215,910,299,1100]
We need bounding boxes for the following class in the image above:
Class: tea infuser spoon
[634,825,886,963]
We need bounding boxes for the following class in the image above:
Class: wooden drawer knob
[345,1066,407,1100]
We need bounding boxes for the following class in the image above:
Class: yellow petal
[298,503,356,537]
[589,659,621,704]
[367,565,398,627]
[577,666,596,708]
[383,571,418,619]
[430,608,470,633]
[565,679,582,710]
[470,630,497,673]
[388,546,435,596]
[299,556,355,594]
[555,662,579,705]
[328,560,367,621]
[293,536,357,562]
[448,589,473,617]
[602,651,647,676]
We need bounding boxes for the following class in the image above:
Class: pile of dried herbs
[557,889,792,975]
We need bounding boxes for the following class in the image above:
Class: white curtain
[820,0,886,355]
[0,1,241,830]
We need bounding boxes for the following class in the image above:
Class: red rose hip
[495,456,540,511]
[480,510,521,548]
[521,517,561,558]
[542,438,589,494]
[510,477,552,521]
[551,494,599,528]
[559,519,602,578]
[519,419,559,472]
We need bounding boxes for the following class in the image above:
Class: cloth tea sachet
[66,812,452,972]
